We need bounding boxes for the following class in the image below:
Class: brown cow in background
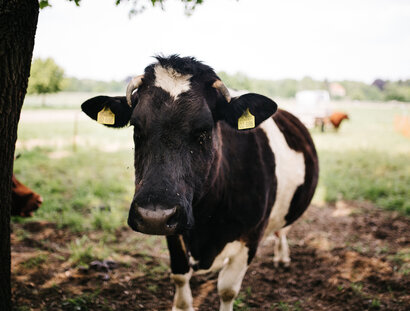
[315,111,349,132]
[329,112,349,130]
[11,174,43,217]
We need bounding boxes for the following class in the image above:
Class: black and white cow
[81,55,319,311]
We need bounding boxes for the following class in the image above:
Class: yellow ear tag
[97,106,115,125]
[238,108,255,130]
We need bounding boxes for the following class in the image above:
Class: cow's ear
[81,96,132,128]
[216,93,277,130]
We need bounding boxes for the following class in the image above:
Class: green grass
[61,291,112,311]
[68,235,115,266]
[22,253,47,269]
[14,112,135,231]
[388,248,410,275]
[233,286,252,311]
[350,282,364,294]
[13,146,134,231]
[318,150,409,213]
[311,102,410,214]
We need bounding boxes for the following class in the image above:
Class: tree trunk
[0,1,39,309]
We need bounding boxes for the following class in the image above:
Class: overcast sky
[33,0,410,83]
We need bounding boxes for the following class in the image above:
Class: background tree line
[28,57,410,102]
[218,71,410,102]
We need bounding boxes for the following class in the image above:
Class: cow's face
[82,56,277,235]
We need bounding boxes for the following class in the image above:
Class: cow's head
[11,175,43,217]
[81,55,277,235]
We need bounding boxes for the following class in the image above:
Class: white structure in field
[329,82,346,98]
[228,88,332,129]
[292,90,332,128]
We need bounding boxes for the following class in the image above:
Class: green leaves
[39,0,50,9]
[27,57,65,95]
[40,0,205,15]
[39,0,80,9]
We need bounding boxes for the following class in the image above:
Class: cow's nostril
[131,204,180,235]
[166,206,180,229]
[37,196,43,204]
[134,207,144,225]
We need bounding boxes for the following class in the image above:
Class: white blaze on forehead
[154,65,192,99]
[260,117,306,231]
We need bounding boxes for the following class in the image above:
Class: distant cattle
[82,55,319,311]
[315,111,349,132]
[11,174,43,217]
[394,115,410,137]
[329,112,349,130]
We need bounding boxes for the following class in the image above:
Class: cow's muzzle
[128,204,181,235]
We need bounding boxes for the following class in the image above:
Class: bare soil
[11,201,410,310]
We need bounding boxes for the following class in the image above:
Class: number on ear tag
[238,108,255,130]
[97,106,115,125]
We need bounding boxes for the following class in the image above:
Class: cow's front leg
[217,242,249,311]
[171,269,194,311]
[167,235,194,311]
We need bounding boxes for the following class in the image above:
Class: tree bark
[0,1,39,309]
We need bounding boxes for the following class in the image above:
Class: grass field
[23,92,123,110]
[15,114,135,232]
[310,102,410,214]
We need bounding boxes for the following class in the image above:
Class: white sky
[33,0,410,83]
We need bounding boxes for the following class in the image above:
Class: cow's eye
[132,123,144,140]
[192,128,211,143]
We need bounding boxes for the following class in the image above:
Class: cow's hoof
[273,259,290,269]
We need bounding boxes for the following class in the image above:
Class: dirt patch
[12,202,410,310]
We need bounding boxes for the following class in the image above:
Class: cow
[315,112,349,132]
[11,174,43,217]
[81,55,319,311]
[329,111,349,130]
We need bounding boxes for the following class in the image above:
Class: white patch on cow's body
[194,240,245,274]
[154,65,192,99]
[186,241,249,311]
[171,269,194,311]
[216,241,249,311]
[260,117,306,232]
[189,256,199,267]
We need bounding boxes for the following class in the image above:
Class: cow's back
[260,109,319,232]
